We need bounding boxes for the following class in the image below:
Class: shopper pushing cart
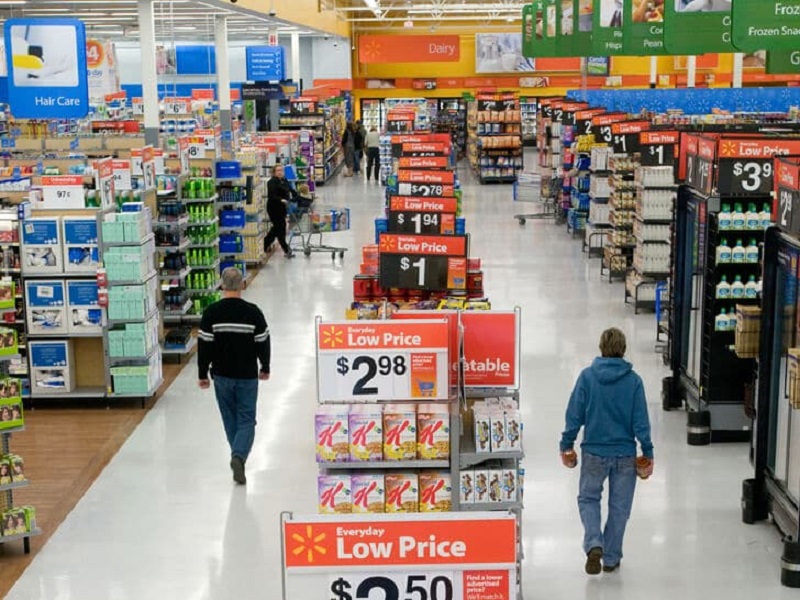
[265,164,295,259]
[287,186,349,259]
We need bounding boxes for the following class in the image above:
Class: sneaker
[230,456,246,485]
[602,562,620,573]
[585,547,603,575]
[285,251,295,259]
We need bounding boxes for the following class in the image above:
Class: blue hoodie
[560,357,654,459]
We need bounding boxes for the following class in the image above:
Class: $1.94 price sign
[388,197,458,236]
[317,320,449,403]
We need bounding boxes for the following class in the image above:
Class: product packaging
[62,217,100,273]
[383,404,417,461]
[66,280,103,335]
[384,472,419,513]
[490,409,508,451]
[417,404,450,460]
[8,454,24,483]
[25,280,67,335]
[0,327,17,357]
[29,340,76,395]
[315,406,350,463]
[317,474,352,515]
[473,406,491,453]
[419,471,452,512]
[501,467,517,501]
[348,405,383,462]
[488,469,504,503]
[473,469,490,503]
[0,281,14,310]
[505,409,522,450]
[21,218,63,275]
[351,473,385,514]
[459,470,475,504]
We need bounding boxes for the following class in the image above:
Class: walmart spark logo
[380,235,397,252]
[320,325,345,349]
[291,525,327,564]
[720,141,738,157]
[361,39,383,61]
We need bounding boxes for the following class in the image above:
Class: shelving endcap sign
[3,18,89,119]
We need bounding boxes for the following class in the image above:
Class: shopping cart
[287,201,349,259]
[513,172,556,224]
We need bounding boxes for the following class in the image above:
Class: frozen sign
[4,18,89,119]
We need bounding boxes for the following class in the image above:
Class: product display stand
[585,146,612,258]
[521,99,537,147]
[468,93,522,184]
[602,155,638,283]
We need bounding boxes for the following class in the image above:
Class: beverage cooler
[360,99,385,131]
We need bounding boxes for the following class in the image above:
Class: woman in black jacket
[264,164,295,258]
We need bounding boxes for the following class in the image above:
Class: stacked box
[735,305,761,359]
[318,474,352,515]
[315,406,350,463]
[108,315,159,358]
[21,218,63,275]
[348,405,382,462]
[107,277,158,321]
[110,351,162,395]
[62,217,99,273]
[419,471,452,512]
[66,280,103,334]
[0,280,14,310]
[104,242,156,282]
[29,340,76,395]
[7,454,24,483]
[101,208,152,243]
[383,404,417,461]
[384,472,418,513]
[1,507,27,536]
[351,473,385,514]
[25,280,67,335]
[0,327,17,357]
[417,404,450,459]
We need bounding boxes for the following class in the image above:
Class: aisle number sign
[282,513,517,600]
[40,176,85,209]
[316,320,449,403]
[379,234,467,291]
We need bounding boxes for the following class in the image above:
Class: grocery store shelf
[318,459,450,470]
[111,378,163,399]
[182,194,218,204]
[103,233,155,248]
[460,501,523,511]
[109,344,159,365]
[161,336,197,356]
[460,450,525,469]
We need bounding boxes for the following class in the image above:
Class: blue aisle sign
[245,46,285,82]
[4,18,89,119]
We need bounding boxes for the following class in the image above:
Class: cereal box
[490,409,508,451]
[488,469,504,503]
[459,470,475,504]
[501,468,518,502]
[351,473,385,514]
[505,409,522,450]
[318,474,352,515]
[417,404,450,460]
[474,469,490,503]
[419,471,452,512]
[349,405,383,462]
[384,472,419,513]
[473,407,491,453]
[315,406,350,463]
[383,404,417,461]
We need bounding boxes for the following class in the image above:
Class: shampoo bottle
[716,275,731,299]
[715,308,729,331]
[718,204,732,230]
[732,203,746,229]
[746,239,760,264]
[745,276,759,299]
[731,275,745,299]
[717,238,732,264]
[731,239,746,263]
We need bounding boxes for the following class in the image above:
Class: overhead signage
[359,34,461,64]
[570,0,596,57]
[622,0,666,55]
[716,138,800,197]
[774,156,800,235]
[316,320,450,403]
[461,310,520,389]
[245,45,285,81]
[767,51,800,74]
[379,234,467,291]
[610,120,651,154]
[40,175,85,209]
[639,130,679,167]
[282,513,517,600]
[592,0,625,55]
[4,18,89,119]
[664,0,733,55]
[732,0,800,52]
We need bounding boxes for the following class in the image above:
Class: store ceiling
[0,0,330,41]
[323,0,524,28]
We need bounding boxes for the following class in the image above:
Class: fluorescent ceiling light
[0,1,27,4]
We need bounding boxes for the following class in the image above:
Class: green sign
[767,50,800,74]
[622,0,666,55]
[570,0,595,57]
[522,4,535,57]
[663,1,733,55]
[555,0,576,57]
[732,0,800,52]
[592,0,625,55]
[524,1,561,57]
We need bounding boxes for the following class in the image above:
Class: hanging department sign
[4,18,89,119]
[664,0,733,55]
[622,0,666,55]
[732,0,800,52]
[282,513,518,600]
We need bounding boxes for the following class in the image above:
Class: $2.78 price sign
[330,573,454,600]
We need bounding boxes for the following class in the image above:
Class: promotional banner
[461,311,520,389]
[663,0,733,55]
[476,33,535,72]
[592,0,625,55]
[732,0,800,52]
[86,39,120,104]
[360,35,460,64]
[4,18,89,119]
[623,0,667,55]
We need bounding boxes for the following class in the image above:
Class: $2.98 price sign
[317,320,449,403]
[330,573,454,600]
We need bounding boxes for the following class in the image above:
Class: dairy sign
[282,513,518,600]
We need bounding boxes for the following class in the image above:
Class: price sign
[163,98,191,115]
[690,136,717,195]
[397,183,455,198]
[177,137,190,173]
[380,234,467,291]
[131,98,144,116]
[575,109,605,137]
[317,320,449,403]
[716,138,800,197]
[542,103,553,119]
[592,112,627,145]
[329,573,455,600]
[775,158,800,236]
[93,157,115,209]
[388,197,457,235]
[40,176,85,209]
[398,170,455,185]
[639,130,679,167]
[399,157,450,169]
[610,121,649,155]
[112,159,132,191]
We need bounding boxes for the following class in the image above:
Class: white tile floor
[6,163,796,599]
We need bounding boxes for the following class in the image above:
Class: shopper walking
[198,267,271,485]
[264,163,294,258]
[355,120,367,176]
[559,327,654,575]
[342,122,356,177]
[365,126,381,182]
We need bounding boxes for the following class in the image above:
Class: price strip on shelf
[592,112,628,146]
[610,120,650,155]
[317,320,449,403]
[639,130,679,167]
[93,157,115,209]
[40,175,85,209]
[163,97,192,115]
[388,196,458,235]
[282,514,518,600]
[575,108,605,137]
[717,138,800,197]
[774,157,800,236]
[380,234,467,291]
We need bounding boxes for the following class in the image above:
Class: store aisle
[5,167,793,599]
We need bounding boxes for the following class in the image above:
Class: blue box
[25,280,68,336]
[220,210,245,228]
[215,161,242,180]
[29,340,76,395]
[66,280,102,335]
[62,217,99,273]
[219,233,243,254]
[21,218,63,275]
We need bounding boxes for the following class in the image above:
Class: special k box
[317,474,352,515]
[384,472,418,513]
[315,406,350,463]
[419,471,452,512]
[417,404,450,459]
[349,405,383,462]
[383,404,417,461]
[351,473,385,514]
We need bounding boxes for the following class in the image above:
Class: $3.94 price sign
[317,320,449,403]
[330,573,454,600]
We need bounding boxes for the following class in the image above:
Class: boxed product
[67,280,103,334]
[459,470,475,504]
[417,404,450,460]
[62,217,100,273]
[0,327,17,356]
[318,474,352,515]
[315,406,350,463]
[490,409,508,451]
[22,506,35,532]
[8,454,24,483]
[0,458,11,485]
[473,407,491,453]
[29,340,76,395]
[384,472,418,513]
[0,280,14,310]
[501,467,518,502]
[473,469,490,503]
[383,404,417,461]
[21,218,63,275]
[351,473,385,514]
[348,405,383,462]
[25,280,67,335]
[1,508,27,536]
[419,471,452,512]
[505,409,522,451]
[488,469,504,503]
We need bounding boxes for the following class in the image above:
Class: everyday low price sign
[379,234,468,291]
[388,196,457,236]
[716,137,800,197]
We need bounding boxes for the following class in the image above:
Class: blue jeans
[578,452,637,566]
[213,376,258,462]
[354,150,362,173]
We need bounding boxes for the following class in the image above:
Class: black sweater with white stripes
[198,297,271,380]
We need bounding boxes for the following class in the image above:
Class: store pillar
[687,56,697,89]
[215,16,232,132]
[732,53,744,89]
[291,33,301,85]
[138,0,160,146]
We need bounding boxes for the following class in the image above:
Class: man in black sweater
[198,267,271,484]
[265,164,295,258]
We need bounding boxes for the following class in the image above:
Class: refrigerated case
[360,98,385,132]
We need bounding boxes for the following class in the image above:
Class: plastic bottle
[717,238,732,264]
[732,203,746,229]
[760,203,773,229]
[731,275,745,299]
[718,204,732,231]
[746,203,760,230]
[746,239,760,264]
[715,308,729,331]
[731,239,746,263]
[716,275,731,299]
[727,310,738,331]
[745,276,759,299]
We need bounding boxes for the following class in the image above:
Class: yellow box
[789,349,800,410]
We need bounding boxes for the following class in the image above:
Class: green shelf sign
[622,0,667,55]
[663,1,733,55]
[767,50,800,74]
[732,0,800,52]
[592,0,625,55]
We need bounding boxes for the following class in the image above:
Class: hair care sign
[4,18,89,119]
[461,310,520,389]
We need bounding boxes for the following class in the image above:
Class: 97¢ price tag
[330,573,455,600]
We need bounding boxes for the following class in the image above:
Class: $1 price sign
[317,320,449,403]
[330,573,454,600]
[379,234,467,291]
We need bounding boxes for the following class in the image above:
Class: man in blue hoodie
[560,327,654,575]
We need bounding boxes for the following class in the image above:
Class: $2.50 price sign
[317,320,449,403]
[330,573,455,600]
